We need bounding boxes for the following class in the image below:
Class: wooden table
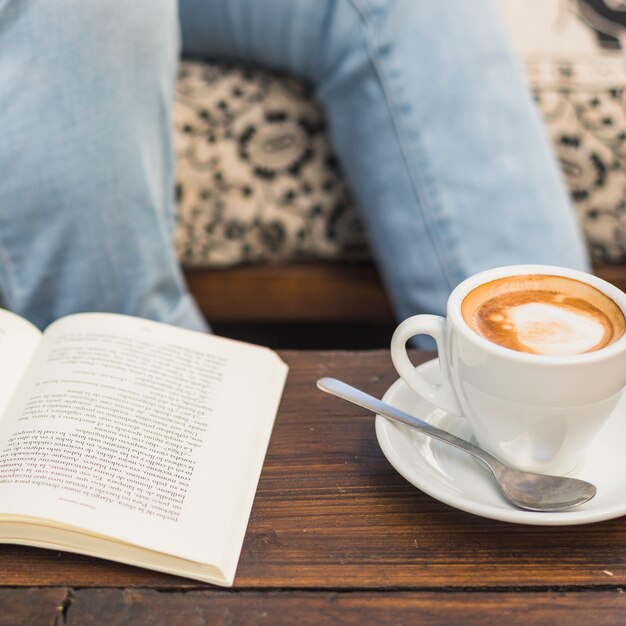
[2,350,626,625]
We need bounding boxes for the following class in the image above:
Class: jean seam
[345,0,459,293]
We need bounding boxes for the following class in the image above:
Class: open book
[0,309,288,585]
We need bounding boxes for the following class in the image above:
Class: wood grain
[62,589,626,626]
[3,588,626,626]
[185,263,394,322]
[184,262,626,324]
[0,588,69,626]
[0,351,625,590]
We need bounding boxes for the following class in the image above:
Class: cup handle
[390,314,463,416]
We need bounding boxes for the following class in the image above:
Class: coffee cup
[390,265,626,475]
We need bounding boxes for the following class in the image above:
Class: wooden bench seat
[185,263,626,325]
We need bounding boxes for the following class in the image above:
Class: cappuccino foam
[461,275,626,356]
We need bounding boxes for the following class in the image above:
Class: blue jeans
[0,0,588,330]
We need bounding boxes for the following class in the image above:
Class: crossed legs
[0,0,588,329]
[180,0,589,320]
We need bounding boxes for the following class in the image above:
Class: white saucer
[375,359,626,525]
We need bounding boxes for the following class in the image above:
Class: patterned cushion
[173,0,626,268]
[501,0,626,265]
[173,64,368,268]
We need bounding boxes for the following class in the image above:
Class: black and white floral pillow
[173,63,368,268]
[502,0,626,264]
[174,0,626,268]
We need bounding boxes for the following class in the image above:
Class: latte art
[461,275,626,356]
[505,302,606,355]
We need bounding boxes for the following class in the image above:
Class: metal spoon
[317,377,597,512]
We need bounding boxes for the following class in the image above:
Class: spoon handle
[316,377,501,471]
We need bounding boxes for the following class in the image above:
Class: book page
[0,313,287,568]
[0,309,41,419]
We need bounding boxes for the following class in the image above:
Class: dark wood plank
[596,264,626,294]
[184,262,626,324]
[0,587,69,626]
[185,263,394,322]
[0,351,625,589]
[64,589,626,626]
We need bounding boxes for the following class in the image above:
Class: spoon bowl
[317,377,597,512]
[494,466,596,512]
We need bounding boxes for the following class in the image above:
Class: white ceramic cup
[390,264,626,475]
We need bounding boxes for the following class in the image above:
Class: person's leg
[0,0,207,331]
[180,0,589,320]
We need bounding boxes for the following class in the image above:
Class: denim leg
[0,0,207,331]
[180,0,589,320]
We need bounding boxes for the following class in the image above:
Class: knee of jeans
[314,0,400,82]
[24,0,179,76]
